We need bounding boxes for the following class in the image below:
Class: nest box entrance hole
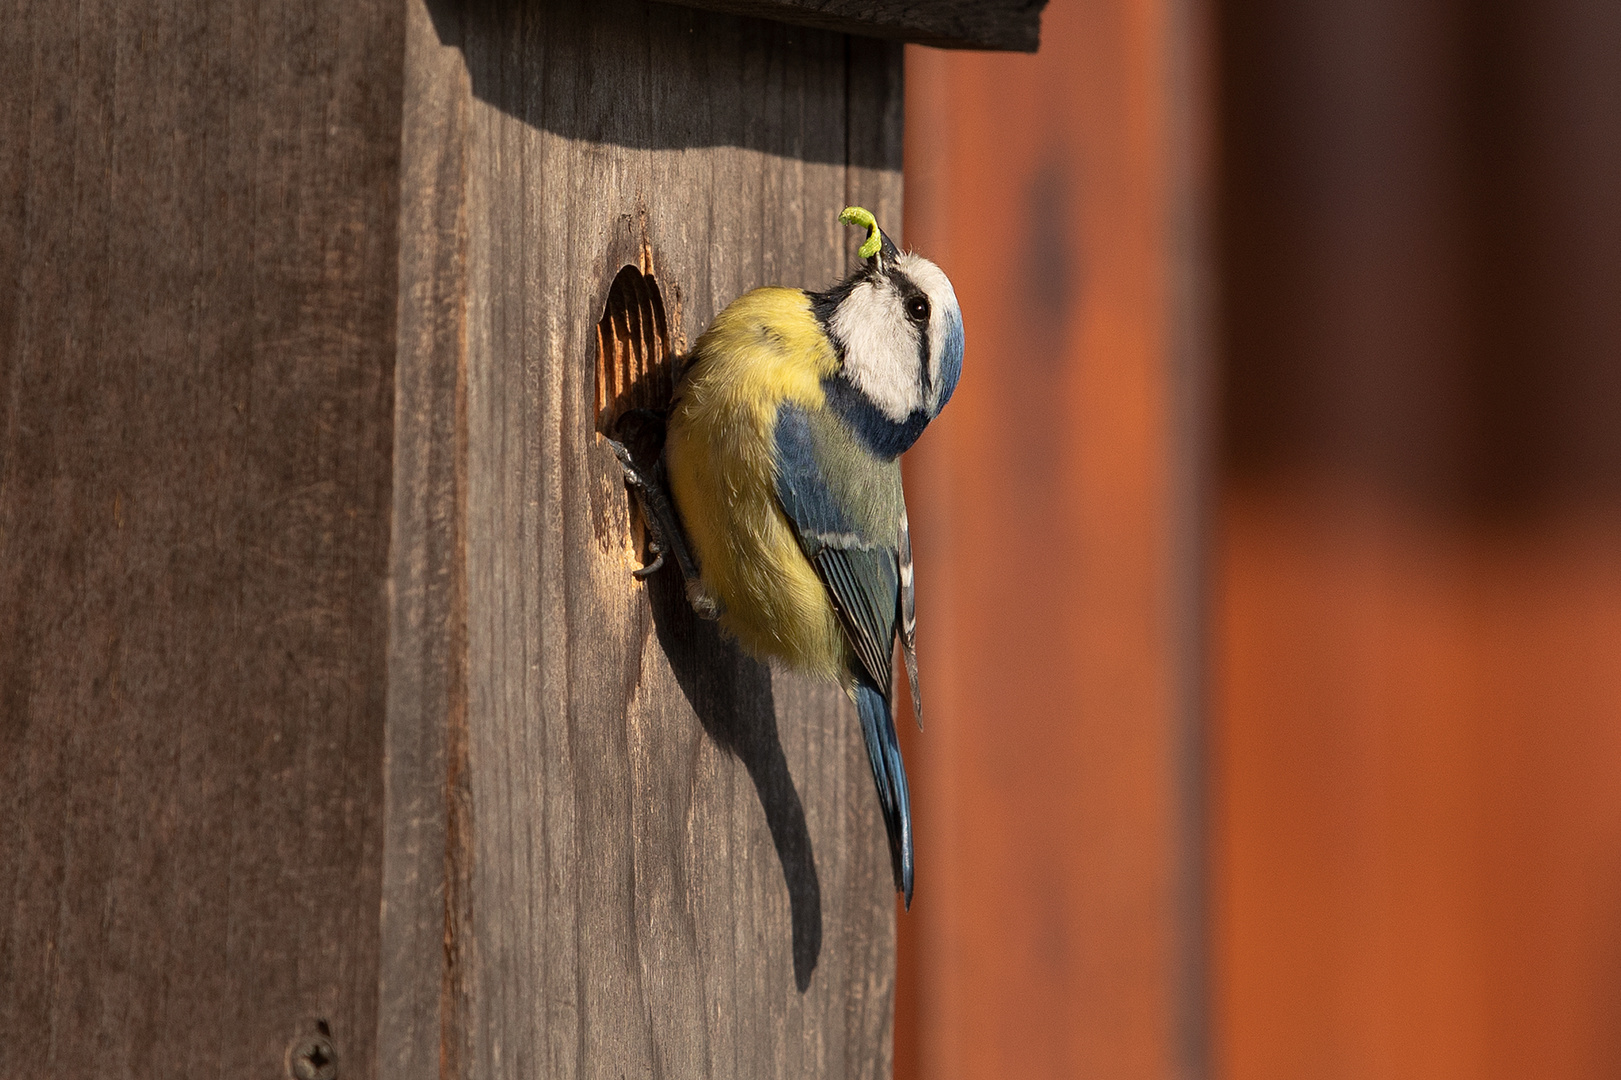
[594,262,677,566]
[595,264,674,440]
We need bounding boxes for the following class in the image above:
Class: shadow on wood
[646,561,825,992]
[424,0,901,170]
[605,340,824,991]
[384,0,902,1071]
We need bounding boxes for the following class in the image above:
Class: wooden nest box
[0,0,1043,1077]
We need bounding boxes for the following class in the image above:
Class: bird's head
[810,207,964,459]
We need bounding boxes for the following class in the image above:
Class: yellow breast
[664,288,848,681]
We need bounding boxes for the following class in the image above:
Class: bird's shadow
[639,509,823,993]
[595,257,823,994]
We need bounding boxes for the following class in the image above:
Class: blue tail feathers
[854,676,913,907]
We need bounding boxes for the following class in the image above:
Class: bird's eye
[905,296,930,322]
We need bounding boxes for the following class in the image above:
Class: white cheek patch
[894,254,962,413]
[829,278,924,422]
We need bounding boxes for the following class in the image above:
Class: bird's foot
[686,578,721,620]
[604,435,716,618]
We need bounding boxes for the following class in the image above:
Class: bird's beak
[873,228,902,269]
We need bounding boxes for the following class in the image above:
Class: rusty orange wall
[897,0,1209,1072]
[1215,0,1621,1076]
[903,0,1621,1076]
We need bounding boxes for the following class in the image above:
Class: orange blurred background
[897,0,1621,1076]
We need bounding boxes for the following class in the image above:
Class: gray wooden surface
[0,0,404,1075]
[4,0,907,1074]
[379,1,906,1076]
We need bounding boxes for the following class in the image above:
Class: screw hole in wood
[285,1034,338,1080]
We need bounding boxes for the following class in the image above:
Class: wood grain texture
[0,0,404,1076]
[658,0,1047,52]
[4,0,906,1072]
[379,1,474,1077]
[380,1,906,1076]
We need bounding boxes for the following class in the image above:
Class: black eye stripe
[917,316,932,396]
[887,270,929,319]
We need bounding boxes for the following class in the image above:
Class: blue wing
[772,405,900,695]
[774,403,914,904]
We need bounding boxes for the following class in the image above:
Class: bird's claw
[607,437,644,488]
[686,579,721,620]
[632,546,665,579]
[603,434,713,618]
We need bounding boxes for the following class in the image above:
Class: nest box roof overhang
[656,0,1048,52]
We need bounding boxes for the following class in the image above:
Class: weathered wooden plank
[5,0,909,1073]
[381,0,905,1075]
[659,0,1047,52]
[0,0,404,1076]
[378,0,475,1077]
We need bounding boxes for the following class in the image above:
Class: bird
[610,207,963,907]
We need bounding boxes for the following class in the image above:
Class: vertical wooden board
[0,0,403,1076]
[389,1,904,1076]
[379,1,474,1078]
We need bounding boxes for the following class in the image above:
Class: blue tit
[651,206,965,908]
